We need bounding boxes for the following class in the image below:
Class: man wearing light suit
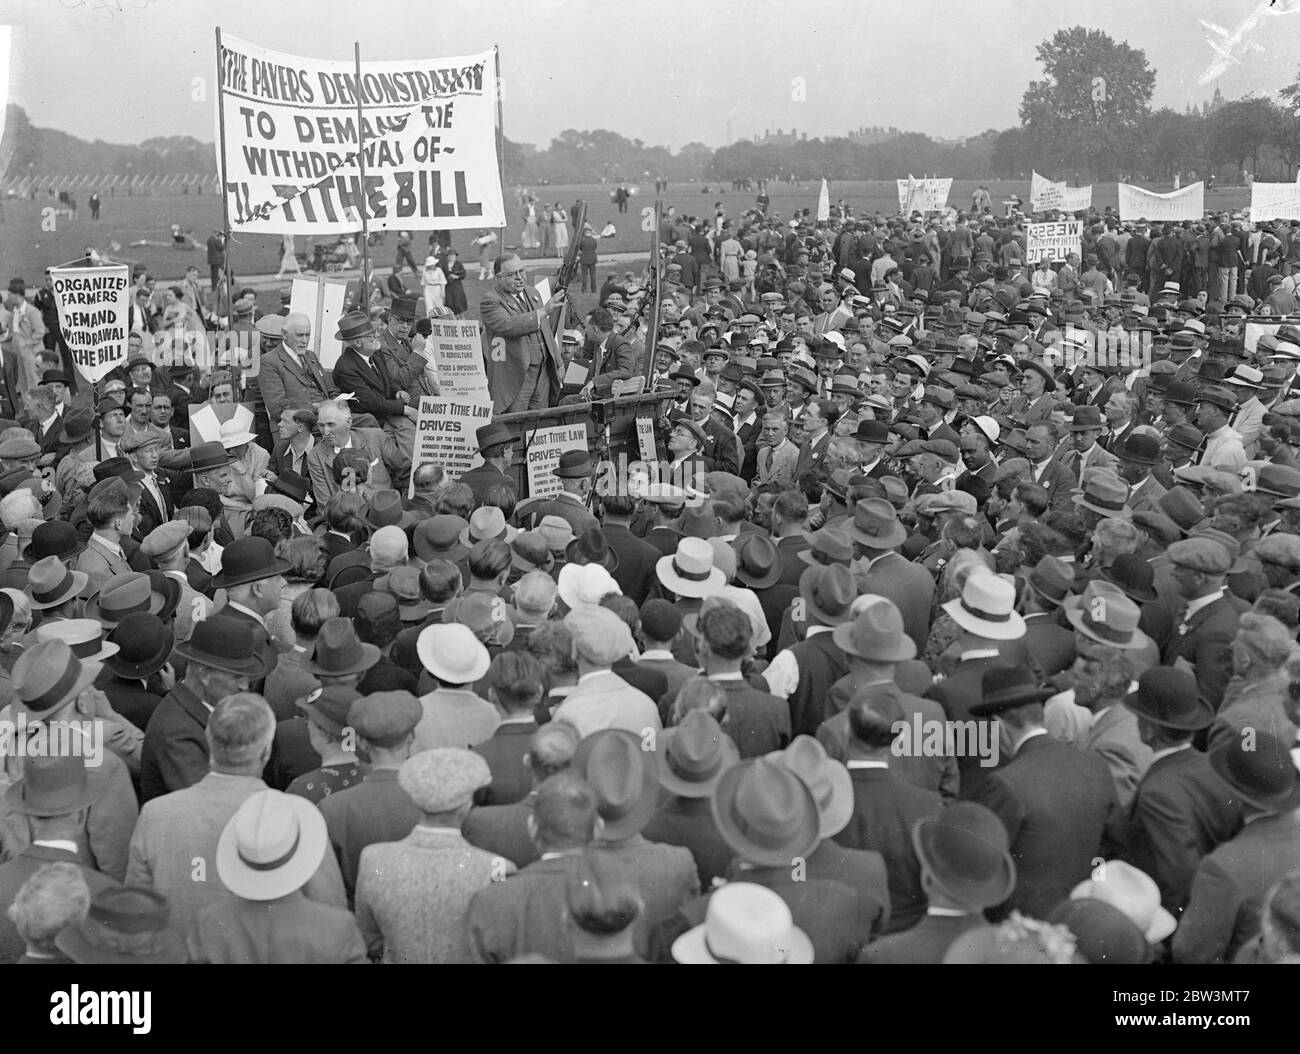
[479,253,567,414]
[255,312,339,426]
[753,411,798,488]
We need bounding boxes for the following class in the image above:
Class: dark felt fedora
[210,536,292,590]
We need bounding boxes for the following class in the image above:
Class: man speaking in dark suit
[479,254,567,414]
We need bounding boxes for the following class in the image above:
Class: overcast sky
[4,0,1297,150]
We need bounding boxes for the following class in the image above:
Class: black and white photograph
[0,0,1297,1009]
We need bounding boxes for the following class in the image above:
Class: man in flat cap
[1161,537,1248,711]
[552,607,661,740]
[318,691,423,906]
[139,519,211,645]
[355,749,513,963]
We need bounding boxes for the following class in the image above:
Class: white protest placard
[424,318,491,401]
[525,422,589,499]
[1026,221,1082,264]
[896,177,951,213]
[636,415,658,463]
[288,275,349,369]
[1245,321,1282,354]
[1250,182,1300,221]
[408,395,492,494]
[47,264,131,383]
[216,34,506,234]
[817,178,830,222]
[1117,182,1204,222]
[1029,171,1092,213]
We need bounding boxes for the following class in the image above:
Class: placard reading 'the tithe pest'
[425,319,492,401]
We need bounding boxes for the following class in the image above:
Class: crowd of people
[3,190,1300,965]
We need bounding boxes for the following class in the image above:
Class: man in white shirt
[1195,386,1247,473]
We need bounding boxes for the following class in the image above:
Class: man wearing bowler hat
[210,536,289,683]
[331,309,423,452]
[514,450,600,537]
[968,665,1118,919]
[457,423,517,506]
[1112,433,1166,515]
[1175,730,1300,964]
[1118,667,1242,919]
[138,616,269,802]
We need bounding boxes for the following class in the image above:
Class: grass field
[3,178,1254,321]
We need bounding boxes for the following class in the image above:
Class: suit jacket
[1127,475,1167,517]
[1161,593,1243,710]
[1029,457,1079,509]
[126,772,346,936]
[643,523,684,558]
[466,852,586,963]
[0,845,117,963]
[256,344,338,425]
[462,792,537,870]
[140,683,212,802]
[457,462,515,507]
[134,475,175,543]
[479,285,560,415]
[588,333,636,381]
[332,345,418,423]
[713,678,792,757]
[305,427,407,507]
[858,911,987,964]
[1060,441,1118,483]
[971,732,1117,919]
[188,889,367,964]
[1174,811,1300,964]
[472,720,536,806]
[641,795,734,890]
[835,766,942,933]
[1021,613,1076,678]
[792,430,832,481]
[754,439,799,488]
[74,534,131,592]
[318,769,422,905]
[775,533,812,587]
[514,492,600,537]
[852,551,935,654]
[590,835,700,958]
[924,653,1008,799]
[1081,703,1153,818]
[355,826,512,963]
[1120,746,1241,917]
[603,522,660,606]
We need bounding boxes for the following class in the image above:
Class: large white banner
[1029,171,1092,213]
[1026,220,1082,264]
[897,177,951,214]
[47,264,131,383]
[1250,182,1300,222]
[216,33,506,234]
[1117,182,1205,222]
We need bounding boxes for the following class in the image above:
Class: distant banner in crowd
[1117,182,1204,222]
[288,275,350,369]
[525,422,589,499]
[1026,220,1082,264]
[47,264,131,383]
[409,395,493,493]
[897,177,951,214]
[424,319,491,401]
[216,33,506,234]
[816,179,830,222]
[1245,321,1282,355]
[1250,181,1300,221]
[1029,171,1092,213]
